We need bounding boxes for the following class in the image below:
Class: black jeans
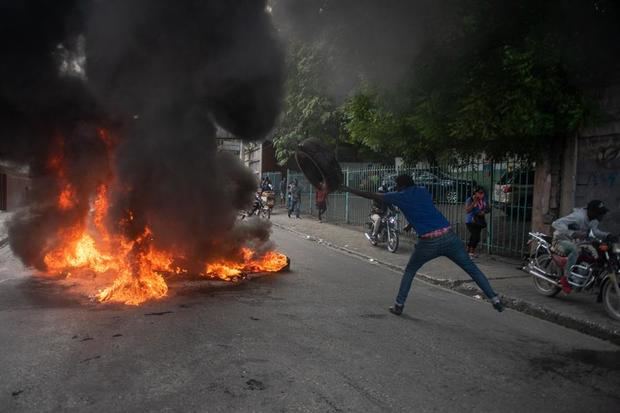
[317,202,327,220]
[466,223,483,249]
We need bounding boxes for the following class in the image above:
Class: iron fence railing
[261,171,283,195]
[278,159,534,258]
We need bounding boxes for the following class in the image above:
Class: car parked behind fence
[493,168,535,219]
[383,169,476,204]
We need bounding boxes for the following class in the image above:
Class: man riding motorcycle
[551,200,610,293]
[369,182,393,242]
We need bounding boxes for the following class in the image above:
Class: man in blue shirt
[343,174,503,315]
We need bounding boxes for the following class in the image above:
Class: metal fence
[261,171,283,194]
[279,159,534,258]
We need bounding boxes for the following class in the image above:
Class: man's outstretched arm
[340,186,385,202]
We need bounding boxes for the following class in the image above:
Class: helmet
[587,200,609,220]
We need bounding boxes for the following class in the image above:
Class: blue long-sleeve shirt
[383,186,450,236]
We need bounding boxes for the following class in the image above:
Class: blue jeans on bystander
[288,199,300,218]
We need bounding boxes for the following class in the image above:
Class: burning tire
[295,138,343,191]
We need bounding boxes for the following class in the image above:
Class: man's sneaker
[389,303,404,315]
[559,276,572,294]
[491,296,504,312]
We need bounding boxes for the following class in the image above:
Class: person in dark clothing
[464,186,489,258]
[369,182,391,241]
[342,174,504,315]
[288,179,302,218]
[261,177,273,192]
[279,177,287,206]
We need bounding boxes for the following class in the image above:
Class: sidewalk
[270,207,620,345]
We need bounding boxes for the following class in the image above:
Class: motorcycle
[241,192,270,220]
[525,230,620,320]
[364,210,400,253]
[260,190,275,219]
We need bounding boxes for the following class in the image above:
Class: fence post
[344,169,350,224]
[286,169,291,211]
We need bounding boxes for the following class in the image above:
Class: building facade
[0,161,31,211]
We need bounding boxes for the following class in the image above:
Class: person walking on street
[279,177,287,207]
[465,186,489,258]
[315,181,328,222]
[342,174,504,315]
[288,179,302,219]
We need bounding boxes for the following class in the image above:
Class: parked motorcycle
[364,211,400,253]
[525,230,620,320]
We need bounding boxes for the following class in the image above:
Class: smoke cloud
[0,1,284,272]
[269,0,445,101]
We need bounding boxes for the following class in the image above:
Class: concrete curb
[272,221,620,346]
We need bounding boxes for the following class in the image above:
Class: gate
[285,158,534,258]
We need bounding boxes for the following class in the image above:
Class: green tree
[272,41,341,165]
[342,0,619,162]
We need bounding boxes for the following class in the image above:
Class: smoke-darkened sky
[1,1,284,271]
[269,0,452,100]
[269,0,620,100]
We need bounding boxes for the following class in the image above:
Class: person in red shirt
[315,181,328,222]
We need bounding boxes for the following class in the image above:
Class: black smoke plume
[0,1,283,272]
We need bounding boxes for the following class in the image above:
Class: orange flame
[58,184,78,210]
[205,248,288,281]
[43,155,288,306]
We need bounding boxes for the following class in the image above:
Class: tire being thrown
[295,138,343,192]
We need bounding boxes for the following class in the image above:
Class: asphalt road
[0,227,619,412]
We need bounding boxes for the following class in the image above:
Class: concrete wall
[0,171,31,211]
[532,83,620,236]
[574,84,620,234]
[574,134,620,234]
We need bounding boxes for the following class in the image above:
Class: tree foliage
[273,0,620,163]
[272,41,341,165]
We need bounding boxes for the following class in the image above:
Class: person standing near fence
[279,177,287,207]
[315,181,328,222]
[342,174,504,315]
[288,179,302,219]
[464,186,489,259]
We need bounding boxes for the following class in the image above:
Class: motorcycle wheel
[532,252,562,297]
[364,232,378,246]
[386,228,399,253]
[602,277,620,321]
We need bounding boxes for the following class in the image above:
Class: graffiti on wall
[576,135,620,233]
[596,143,620,169]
